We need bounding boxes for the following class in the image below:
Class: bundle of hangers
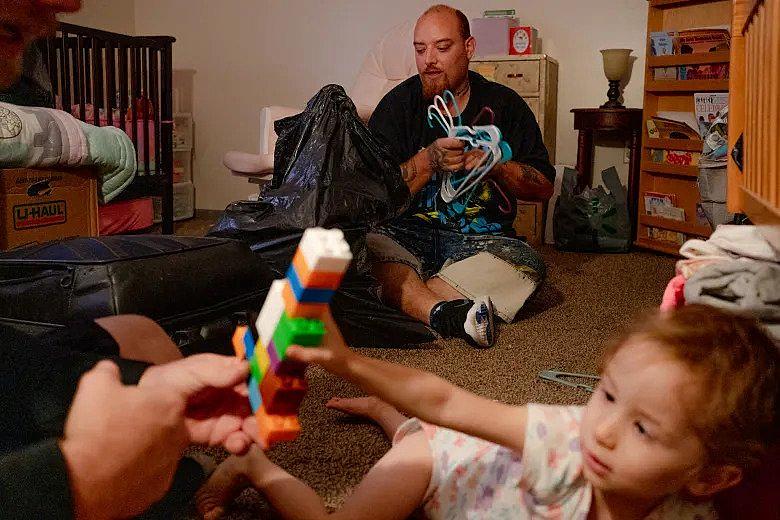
[427,90,513,204]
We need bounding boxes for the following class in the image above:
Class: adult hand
[426,137,466,173]
[138,353,253,454]
[60,360,190,519]
[61,354,252,519]
[464,149,487,171]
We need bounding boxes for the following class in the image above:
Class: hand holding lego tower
[232,228,352,446]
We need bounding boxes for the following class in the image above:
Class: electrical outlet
[623,145,631,164]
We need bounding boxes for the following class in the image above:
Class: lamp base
[600,79,624,109]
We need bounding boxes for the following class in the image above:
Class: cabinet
[470,54,558,163]
[637,0,732,255]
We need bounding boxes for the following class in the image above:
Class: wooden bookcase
[637,0,732,255]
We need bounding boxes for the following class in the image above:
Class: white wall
[133,0,648,210]
[59,0,135,35]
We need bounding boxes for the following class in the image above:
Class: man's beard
[421,71,452,101]
[420,63,470,101]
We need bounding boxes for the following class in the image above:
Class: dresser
[470,54,559,163]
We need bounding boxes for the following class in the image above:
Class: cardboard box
[513,200,544,245]
[0,168,99,250]
[472,17,519,56]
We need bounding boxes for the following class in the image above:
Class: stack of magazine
[649,27,730,80]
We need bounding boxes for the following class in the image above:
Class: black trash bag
[553,166,631,253]
[210,85,433,347]
[267,83,409,228]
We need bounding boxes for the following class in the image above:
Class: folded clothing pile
[660,225,780,339]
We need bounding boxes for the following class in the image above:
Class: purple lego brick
[266,340,307,378]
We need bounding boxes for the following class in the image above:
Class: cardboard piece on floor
[0,167,99,250]
[435,251,537,323]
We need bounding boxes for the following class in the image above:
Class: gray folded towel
[685,259,780,322]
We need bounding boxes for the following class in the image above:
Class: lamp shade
[600,49,632,81]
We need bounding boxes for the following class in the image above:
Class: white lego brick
[256,279,286,347]
[299,227,352,273]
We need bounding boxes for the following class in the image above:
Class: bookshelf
[638,0,732,254]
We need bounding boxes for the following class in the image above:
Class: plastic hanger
[539,370,600,393]
[425,91,513,204]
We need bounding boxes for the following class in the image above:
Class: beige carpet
[181,245,676,519]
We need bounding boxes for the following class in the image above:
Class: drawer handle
[507,73,524,79]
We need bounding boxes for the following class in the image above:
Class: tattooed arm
[400,138,467,195]
[489,161,553,201]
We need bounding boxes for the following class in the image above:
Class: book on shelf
[483,9,516,17]
[644,191,685,222]
[650,149,700,167]
[646,116,700,140]
[694,93,729,138]
[645,191,677,206]
[678,27,730,80]
[650,31,678,80]
[677,27,730,54]
[647,27,731,81]
[679,63,729,80]
[700,106,729,168]
[647,227,686,246]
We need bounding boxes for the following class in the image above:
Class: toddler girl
[198,305,778,519]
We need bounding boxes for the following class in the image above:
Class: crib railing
[728,0,780,231]
[37,23,176,233]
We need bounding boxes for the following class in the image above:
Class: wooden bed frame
[728,0,780,246]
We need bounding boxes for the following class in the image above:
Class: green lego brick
[272,311,325,359]
[249,353,265,383]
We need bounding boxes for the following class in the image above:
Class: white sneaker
[463,296,495,348]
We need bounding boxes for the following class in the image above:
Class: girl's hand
[285,309,354,375]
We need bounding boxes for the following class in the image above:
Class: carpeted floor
[178,235,677,519]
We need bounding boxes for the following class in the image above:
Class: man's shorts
[367,219,546,279]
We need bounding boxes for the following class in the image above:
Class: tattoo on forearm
[401,156,418,183]
[426,143,446,173]
[495,162,553,199]
[518,164,548,186]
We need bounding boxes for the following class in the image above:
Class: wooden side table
[571,108,643,239]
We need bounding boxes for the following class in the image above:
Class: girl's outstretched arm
[287,311,528,453]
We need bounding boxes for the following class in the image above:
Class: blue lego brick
[248,375,262,413]
[286,265,335,303]
[243,328,256,359]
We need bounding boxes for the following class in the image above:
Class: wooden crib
[36,23,176,233]
[728,0,780,247]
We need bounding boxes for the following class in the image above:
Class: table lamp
[600,49,632,109]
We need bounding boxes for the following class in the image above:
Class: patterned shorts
[366,219,546,281]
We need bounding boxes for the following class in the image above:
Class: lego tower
[232,228,351,445]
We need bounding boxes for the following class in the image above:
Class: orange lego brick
[260,371,308,414]
[232,325,248,359]
[282,281,327,319]
[255,405,301,445]
[292,250,345,289]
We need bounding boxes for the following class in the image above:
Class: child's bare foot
[326,396,407,438]
[326,396,391,419]
[195,450,252,520]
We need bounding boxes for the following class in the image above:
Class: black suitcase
[0,235,274,352]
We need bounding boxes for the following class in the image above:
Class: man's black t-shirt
[368,70,554,235]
